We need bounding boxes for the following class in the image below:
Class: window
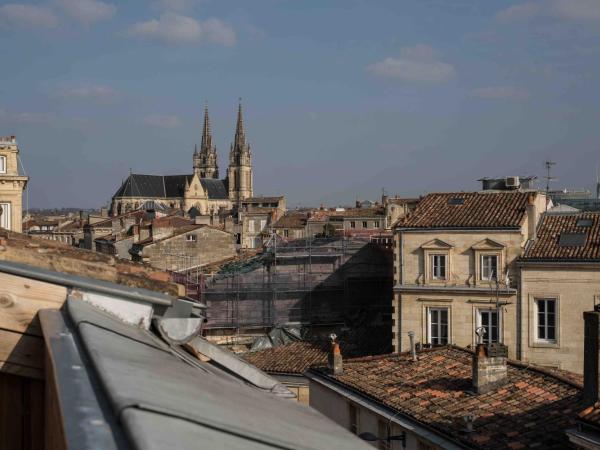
[431,254,446,280]
[377,420,390,450]
[0,203,10,230]
[350,221,356,229]
[284,229,289,238]
[260,219,267,230]
[536,299,557,342]
[362,221,368,228]
[477,309,500,344]
[428,308,449,345]
[481,255,498,281]
[348,403,359,435]
[248,220,255,233]
[0,155,6,174]
[577,218,593,227]
[558,233,586,247]
[448,197,464,205]
[186,234,197,242]
[374,220,380,228]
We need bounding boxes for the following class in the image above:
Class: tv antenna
[544,160,557,211]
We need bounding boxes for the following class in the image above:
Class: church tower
[227,100,253,203]
[193,105,219,179]
[0,136,28,232]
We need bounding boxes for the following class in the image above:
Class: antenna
[544,160,557,211]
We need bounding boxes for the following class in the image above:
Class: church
[110,102,253,217]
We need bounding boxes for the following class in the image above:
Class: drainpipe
[516,264,522,361]
[398,230,404,351]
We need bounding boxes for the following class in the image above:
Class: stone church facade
[0,136,28,232]
[110,103,253,217]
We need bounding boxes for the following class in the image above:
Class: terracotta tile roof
[0,229,180,296]
[152,215,193,229]
[244,341,329,375]
[579,402,600,428]
[522,212,600,261]
[310,346,584,449]
[273,213,308,229]
[397,192,533,229]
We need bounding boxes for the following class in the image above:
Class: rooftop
[397,192,535,229]
[522,212,600,262]
[0,229,180,296]
[272,213,308,229]
[309,346,585,450]
[244,341,329,375]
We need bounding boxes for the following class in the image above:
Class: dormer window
[431,254,446,280]
[481,255,498,281]
[0,155,6,174]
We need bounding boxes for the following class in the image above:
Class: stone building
[392,191,547,358]
[110,102,254,217]
[0,136,28,232]
[518,211,600,374]
[129,225,236,272]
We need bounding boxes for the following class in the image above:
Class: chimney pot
[328,334,343,375]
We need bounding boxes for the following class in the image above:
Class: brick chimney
[583,307,600,406]
[328,334,343,375]
[472,343,508,394]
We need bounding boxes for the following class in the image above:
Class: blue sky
[1,0,600,209]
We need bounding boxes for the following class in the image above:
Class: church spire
[234,98,246,149]
[201,102,213,152]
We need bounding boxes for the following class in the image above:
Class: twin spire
[194,100,250,179]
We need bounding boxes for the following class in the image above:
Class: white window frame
[0,155,6,174]
[476,308,502,344]
[260,219,267,230]
[248,220,255,233]
[431,254,447,280]
[186,234,197,242]
[535,298,557,343]
[427,307,449,346]
[480,254,498,281]
[0,202,11,230]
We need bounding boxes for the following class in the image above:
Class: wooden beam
[0,329,43,380]
[0,272,67,337]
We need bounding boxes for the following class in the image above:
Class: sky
[1,0,600,209]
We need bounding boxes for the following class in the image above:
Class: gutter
[305,371,467,450]
[394,284,517,295]
[0,260,173,306]
[517,259,600,267]
[394,227,521,233]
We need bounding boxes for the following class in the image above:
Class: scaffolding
[201,235,393,332]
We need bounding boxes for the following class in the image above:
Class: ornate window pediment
[421,238,453,250]
[471,238,505,250]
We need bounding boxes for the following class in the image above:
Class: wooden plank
[44,351,67,450]
[0,272,67,337]
[23,378,45,450]
[0,329,44,379]
[0,371,24,450]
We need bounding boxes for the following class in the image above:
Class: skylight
[448,198,465,205]
[558,233,587,247]
[576,218,593,227]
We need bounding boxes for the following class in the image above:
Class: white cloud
[367,45,456,83]
[57,84,119,103]
[0,4,59,29]
[152,0,198,12]
[55,0,116,24]
[125,13,235,46]
[470,85,530,100]
[496,0,600,24]
[495,2,540,23]
[549,0,600,21]
[143,114,182,128]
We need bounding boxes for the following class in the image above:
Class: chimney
[472,342,508,394]
[408,331,417,362]
[583,307,600,406]
[328,334,343,375]
[526,193,538,240]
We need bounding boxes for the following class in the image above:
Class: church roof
[114,174,228,200]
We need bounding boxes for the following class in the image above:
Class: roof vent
[505,176,520,189]
[448,197,465,205]
[558,232,587,247]
[577,218,593,228]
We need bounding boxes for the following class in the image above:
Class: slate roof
[114,174,228,200]
[522,212,600,261]
[397,192,533,229]
[309,346,585,450]
[244,342,329,375]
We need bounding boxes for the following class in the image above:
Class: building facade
[0,136,28,232]
[110,103,254,217]
[392,191,547,359]
[518,211,600,374]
